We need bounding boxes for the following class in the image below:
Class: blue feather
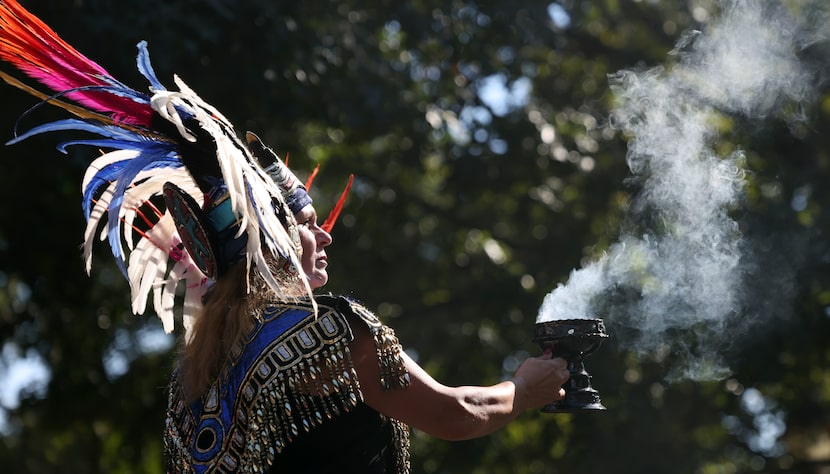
[81,153,181,218]
[7,118,149,146]
[136,41,166,92]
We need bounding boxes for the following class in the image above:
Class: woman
[0,1,570,472]
[162,135,570,472]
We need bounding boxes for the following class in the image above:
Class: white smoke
[537,0,827,381]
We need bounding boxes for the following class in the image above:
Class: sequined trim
[340,297,412,472]
[343,298,411,391]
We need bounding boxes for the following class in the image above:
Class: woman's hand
[510,353,570,411]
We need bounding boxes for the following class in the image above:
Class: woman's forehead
[295,204,316,217]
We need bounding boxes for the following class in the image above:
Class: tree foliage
[1,0,829,473]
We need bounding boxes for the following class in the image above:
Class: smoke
[537,0,828,381]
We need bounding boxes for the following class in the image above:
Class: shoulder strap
[317,294,411,391]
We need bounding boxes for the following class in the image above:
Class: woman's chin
[308,274,328,291]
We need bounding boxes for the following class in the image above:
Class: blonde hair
[178,259,303,401]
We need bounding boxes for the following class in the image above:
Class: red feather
[321,174,354,233]
[304,163,321,189]
[0,0,152,126]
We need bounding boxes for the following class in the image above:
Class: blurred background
[1,0,829,472]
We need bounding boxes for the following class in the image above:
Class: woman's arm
[348,318,570,441]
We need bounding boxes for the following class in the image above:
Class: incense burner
[533,319,608,412]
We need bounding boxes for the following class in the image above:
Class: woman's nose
[316,227,332,246]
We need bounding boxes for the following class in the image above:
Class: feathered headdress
[0,0,351,338]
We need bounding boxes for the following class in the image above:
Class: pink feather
[0,0,152,126]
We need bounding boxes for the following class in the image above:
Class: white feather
[129,234,166,314]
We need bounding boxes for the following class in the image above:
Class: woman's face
[294,205,333,290]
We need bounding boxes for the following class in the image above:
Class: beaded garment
[164,295,411,473]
